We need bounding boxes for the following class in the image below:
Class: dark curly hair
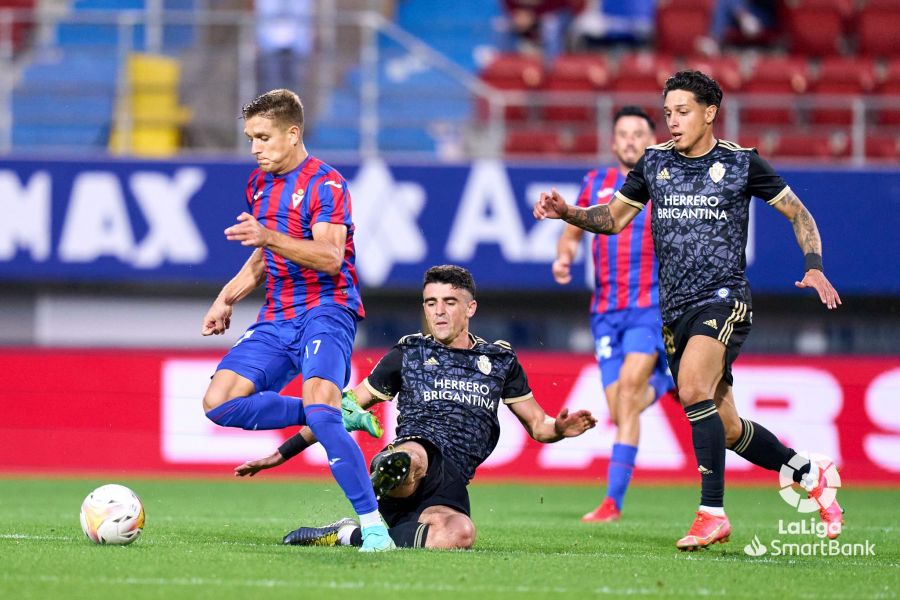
[423,265,476,298]
[663,70,723,108]
[241,89,304,131]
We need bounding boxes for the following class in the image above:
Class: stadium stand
[781,0,852,57]
[11,0,194,153]
[654,0,711,56]
[808,56,876,126]
[1,0,894,162]
[857,0,900,58]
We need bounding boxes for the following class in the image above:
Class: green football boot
[341,389,384,438]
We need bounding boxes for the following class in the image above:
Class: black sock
[347,522,430,548]
[386,521,430,548]
[730,418,811,483]
[685,400,726,508]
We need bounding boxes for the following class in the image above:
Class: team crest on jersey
[291,190,304,209]
[476,355,492,375]
[709,162,726,183]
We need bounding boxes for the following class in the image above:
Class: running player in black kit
[534,71,843,551]
[234,265,597,549]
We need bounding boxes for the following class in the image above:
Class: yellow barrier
[110,53,192,157]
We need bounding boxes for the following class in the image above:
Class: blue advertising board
[0,157,896,294]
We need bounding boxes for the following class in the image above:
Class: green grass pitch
[1,477,897,599]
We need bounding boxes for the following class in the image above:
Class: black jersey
[363,332,533,482]
[615,139,789,323]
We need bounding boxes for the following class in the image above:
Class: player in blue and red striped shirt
[552,106,674,523]
[199,89,393,552]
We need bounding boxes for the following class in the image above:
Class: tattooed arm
[774,190,822,254]
[772,190,842,309]
[533,188,640,235]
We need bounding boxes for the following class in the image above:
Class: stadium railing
[0,4,895,164]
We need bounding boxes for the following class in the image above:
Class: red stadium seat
[481,53,544,89]
[857,1,900,57]
[734,132,761,151]
[741,56,809,125]
[541,54,611,123]
[685,54,744,92]
[611,53,675,93]
[571,131,599,155]
[504,126,564,156]
[479,53,544,121]
[865,134,900,160]
[809,57,877,125]
[876,59,900,125]
[781,0,851,56]
[769,129,850,159]
[655,0,714,56]
[0,0,36,54]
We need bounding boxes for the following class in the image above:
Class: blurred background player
[234,265,597,549]
[199,89,393,552]
[552,105,674,523]
[254,0,314,95]
[534,71,843,551]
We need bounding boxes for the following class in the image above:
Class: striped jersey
[576,166,659,314]
[245,155,365,322]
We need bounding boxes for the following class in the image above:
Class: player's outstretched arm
[534,189,638,235]
[508,397,597,443]
[234,427,316,477]
[233,449,286,477]
[202,248,266,335]
[233,383,385,476]
[772,191,842,310]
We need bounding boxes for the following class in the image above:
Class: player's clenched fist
[201,299,233,336]
[552,256,572,285]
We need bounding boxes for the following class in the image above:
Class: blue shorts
[217,305,357,393]
[590,306,674,401]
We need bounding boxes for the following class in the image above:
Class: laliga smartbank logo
[743,453,875,558]
[778,452,840,513]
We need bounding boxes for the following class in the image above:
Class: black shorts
[662,300,751,387]
[377,437,471,528]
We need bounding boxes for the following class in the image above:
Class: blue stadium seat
[12,0,196,151]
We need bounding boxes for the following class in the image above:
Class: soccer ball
[79,484,145,545]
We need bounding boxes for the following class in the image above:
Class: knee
[445,517,476,550]
[616,373,645,402]
[203,387,227,413]
[676,382,711,407]
[427,515,476,550]
[303,377,341,408]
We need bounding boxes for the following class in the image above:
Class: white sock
[699,505,726,516]
[337,522,358,546]
[358,510,383,529]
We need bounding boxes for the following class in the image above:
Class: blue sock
[606,443,638,510]
[205,391,305,430]
[305,404,378,516]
